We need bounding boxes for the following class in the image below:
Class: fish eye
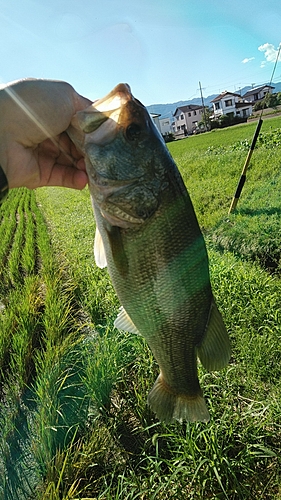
[126,123,142,141]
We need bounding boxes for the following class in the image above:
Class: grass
[0,189,92,499]
[168,117,281,238]
[1,116,281,498]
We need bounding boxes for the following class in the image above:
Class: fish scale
[68,83,231,423]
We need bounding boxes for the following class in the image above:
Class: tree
[265,93,278,108]
[253,92,280,111]
[198,107,212,131]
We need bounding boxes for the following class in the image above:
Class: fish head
[68,84,170,227]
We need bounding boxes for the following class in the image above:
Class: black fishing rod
[228,117,263,214]
[228,43,281,214]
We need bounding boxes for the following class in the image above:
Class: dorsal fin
[94,227,107,268]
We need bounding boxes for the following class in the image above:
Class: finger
[39,133,84,166]
[76,157,87,172]
[1,80,91,147]
[44,163,88,190]
[57,132,84,161]
[72,91,92,112]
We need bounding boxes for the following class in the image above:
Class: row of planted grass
[0,189,98,499]
[0,189,153,499]
[32,117,281,499]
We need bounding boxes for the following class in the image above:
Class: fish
[67,83,231,423]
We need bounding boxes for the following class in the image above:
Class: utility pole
[199,81,208,132]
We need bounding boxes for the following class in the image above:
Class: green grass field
[1,117,281,499]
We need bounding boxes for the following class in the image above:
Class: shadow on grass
[209,210,281,274]
[0,388,39,500]
[237,206,281,217]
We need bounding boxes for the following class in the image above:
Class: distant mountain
[147,96,217,120]
[147,82,281,119]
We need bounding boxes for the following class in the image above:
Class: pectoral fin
[94,227,107,268]
[197,301,231,371]
[114,306,140,335]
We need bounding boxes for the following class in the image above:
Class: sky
[0,0,281,105]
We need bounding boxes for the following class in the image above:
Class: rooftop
[242,84,275,97]
[173,104,204,115]
[211,91,241,102]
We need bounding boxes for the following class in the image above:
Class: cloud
[242,57,255,64]
[258,42,281,66]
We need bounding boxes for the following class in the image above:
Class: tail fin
[147,374,210,423]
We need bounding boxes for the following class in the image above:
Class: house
[150,113,161,134]
[211,91,253,119]
[159,117,173,136]
[173,105,205,137]
[242,84,274,103]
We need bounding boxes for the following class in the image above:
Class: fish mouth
[73,83,148,146]
[93,83,133,114]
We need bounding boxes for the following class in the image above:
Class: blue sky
[1,0,280,105]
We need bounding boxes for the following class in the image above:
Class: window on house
[215,102,220,110]
[180,125,185,130]
[177,126,180,130]
[193,111,196,116]
[225,99,233,107]
[180,114,184,120]
[188,112,191,117]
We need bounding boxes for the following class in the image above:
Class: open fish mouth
[74,84,135,144]
[70,83,148,147]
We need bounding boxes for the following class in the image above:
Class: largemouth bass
[68,84,231,423]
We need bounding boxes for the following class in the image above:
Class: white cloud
[258,42,281,67]
[242,57,255,64]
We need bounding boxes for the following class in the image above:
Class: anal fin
[197,300,231,371]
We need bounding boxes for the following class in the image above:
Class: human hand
[0,78,92,190]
